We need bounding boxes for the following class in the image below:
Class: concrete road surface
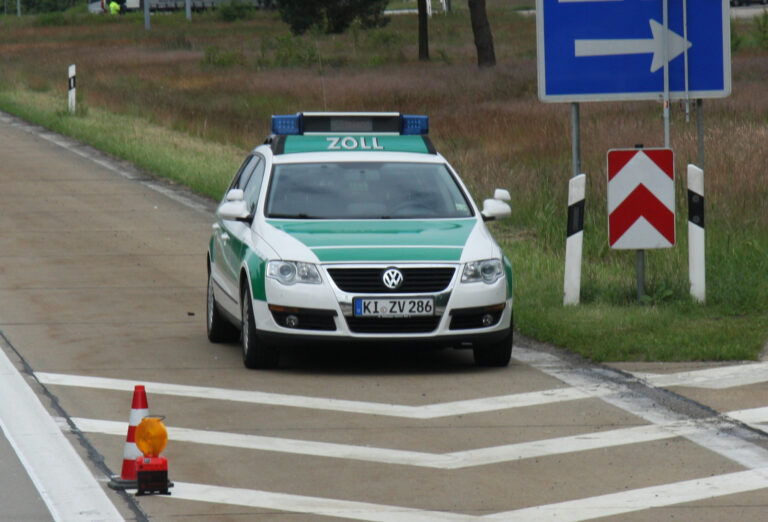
[1,111,768,521]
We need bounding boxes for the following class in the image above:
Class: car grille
[327,267,455,294]
[345,316,440,333]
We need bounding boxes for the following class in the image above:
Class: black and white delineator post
[687,164,705,303]
[564,174,586,305]
[68,65,76,115]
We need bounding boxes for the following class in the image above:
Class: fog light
[285,314,299,328]
[481,313,495,327]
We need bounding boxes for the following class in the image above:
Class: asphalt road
[2,112,768,521]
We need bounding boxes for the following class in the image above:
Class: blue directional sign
[536,0,731,102]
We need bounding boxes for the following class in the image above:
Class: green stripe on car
[312,247,463,262]
[266,219,475,248]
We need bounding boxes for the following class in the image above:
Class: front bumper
[251,263,513,345]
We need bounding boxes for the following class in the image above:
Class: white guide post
[687,164,705,303]
[67,64,76,115]
[564,174,586,306]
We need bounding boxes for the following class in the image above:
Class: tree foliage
[278,0,390,35]
[23,0,73,13]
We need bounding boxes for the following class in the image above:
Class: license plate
[354,297,434,318]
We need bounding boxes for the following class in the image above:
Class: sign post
[608,148,675,299]
[68,65,76,115]
[608,148,675,250]
[537,0,729,305]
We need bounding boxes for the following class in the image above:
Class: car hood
[262,218,497,263]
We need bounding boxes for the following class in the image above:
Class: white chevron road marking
[147,469,768,521]
[633,362,768,389]
[36,370,604,419]
[70,417,703,470]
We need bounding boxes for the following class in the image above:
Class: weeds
[754,10,768,50]
[202,45,246,67]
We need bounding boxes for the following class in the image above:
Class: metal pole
[17,0,20,17]
[185,0,191,21]
[571,102,581,178]
[636,249,646,300]
[662,0,670,148]
[143,0,150,31]
[696,99,704,168]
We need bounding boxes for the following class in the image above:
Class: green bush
[277,0,389,35]
[754,11,768,50]
[272,35,318,67]
[217,1,255,22]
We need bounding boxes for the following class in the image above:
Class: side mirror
[217,200,251,222]
[218,189,251,222]
[481,199,511,221]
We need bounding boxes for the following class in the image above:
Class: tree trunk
[418,0,429,61]
[468,0,495,67]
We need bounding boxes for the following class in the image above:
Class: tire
[241,285,279,369]
[473,327,513,367]
[207,270,239,343]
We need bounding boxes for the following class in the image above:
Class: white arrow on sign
[574,19,692,73]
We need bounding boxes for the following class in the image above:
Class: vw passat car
[206,112,514,369]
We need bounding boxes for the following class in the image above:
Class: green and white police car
[206,112,514,369]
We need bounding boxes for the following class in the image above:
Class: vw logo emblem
[382,268,404,290]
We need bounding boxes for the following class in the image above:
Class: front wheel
[473,327,513,367]
[241,286,279,369]
[207,270,239,343]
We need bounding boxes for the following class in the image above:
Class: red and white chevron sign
[608,148,675,249]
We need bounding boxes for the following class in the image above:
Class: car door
[212,154,260,316]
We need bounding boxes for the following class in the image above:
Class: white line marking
[36,372,601,419]
[169,481,474,522]
[152,469,768,521]
[0,348,123,521]
[70,417,702,470]
[725,406,768,425]
[513,348,768,470]
[487,467,768,521]
[634,362,768,389]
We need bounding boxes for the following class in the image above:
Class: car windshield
[265,162,474,219]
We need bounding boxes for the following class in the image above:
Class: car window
[227,155,260,196]
[265,162,474,219]
[243,156,266,213]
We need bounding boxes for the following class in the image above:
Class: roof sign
[279,135,434,155]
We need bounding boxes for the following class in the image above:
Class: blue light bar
[272,114,302,135]
[401,115,429,135]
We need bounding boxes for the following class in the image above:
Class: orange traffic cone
[108,385,149,490]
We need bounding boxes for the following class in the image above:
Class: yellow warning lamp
[135,416,168,457]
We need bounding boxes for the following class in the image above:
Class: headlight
[267,261,322,285]
[462,259,504,284]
